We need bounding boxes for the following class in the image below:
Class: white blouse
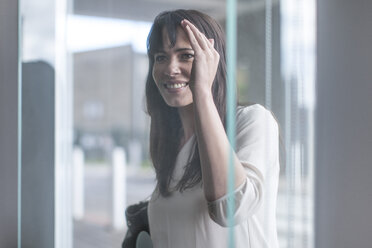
[148,104,280,248]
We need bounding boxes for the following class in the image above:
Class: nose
[164,58,181,77]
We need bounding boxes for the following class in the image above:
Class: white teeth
[166,83,186,89]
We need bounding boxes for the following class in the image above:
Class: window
[19,0,315,247]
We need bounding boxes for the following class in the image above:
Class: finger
[184,20,215,52]
[181,19,209,50]
[208,38,215,49]
[183,23,203,53]
[208,38,220,63]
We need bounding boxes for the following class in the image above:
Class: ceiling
[73,0,269,23]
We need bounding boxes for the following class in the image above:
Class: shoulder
[236,104,278,130]
[234,104,280,167]
[236,103,267,118]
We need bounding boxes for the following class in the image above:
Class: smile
[164,83,188,89]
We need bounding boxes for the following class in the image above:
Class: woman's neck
[178,104,195,144]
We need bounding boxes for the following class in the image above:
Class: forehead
[160,26,191,51]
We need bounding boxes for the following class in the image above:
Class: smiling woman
[151,26,194,107]
[141,9,280,248]
[146,10,229,197]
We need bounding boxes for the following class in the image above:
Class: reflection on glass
[69,12,154,248]
[18,0,315,247]
[20,0,57,247]
[281,0,315,247]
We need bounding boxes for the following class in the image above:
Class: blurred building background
[2,0,372,248]
[73,45,149,164]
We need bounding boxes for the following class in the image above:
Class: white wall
[0,0,19,247]
[315,0,372,247]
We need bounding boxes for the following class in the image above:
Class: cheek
[185,62,193,77]
[152,66,161,86]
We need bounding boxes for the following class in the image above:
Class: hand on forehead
[160,26,192,51]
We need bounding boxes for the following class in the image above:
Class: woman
[145,9,279,248]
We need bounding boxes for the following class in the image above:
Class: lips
[163,81,189,91]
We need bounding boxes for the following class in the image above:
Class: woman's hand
[181,19,220,99]
[180,21,247,202]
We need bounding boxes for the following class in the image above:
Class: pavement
[73,164,156,248]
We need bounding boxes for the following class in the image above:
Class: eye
[180,53,194,60]
[155,55,167,63]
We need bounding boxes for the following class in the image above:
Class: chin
[165,99,193,108]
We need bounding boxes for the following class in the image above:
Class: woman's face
[152,26,194,108]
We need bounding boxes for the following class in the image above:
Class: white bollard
[112,147,127,230]
[73,146,84,220]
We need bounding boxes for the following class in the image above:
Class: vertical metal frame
[0,0,20,247]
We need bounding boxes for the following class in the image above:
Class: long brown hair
[146,9,227,197]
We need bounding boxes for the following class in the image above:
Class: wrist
[192,91,215,111]
[192,86,213,101]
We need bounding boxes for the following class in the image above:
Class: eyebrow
[155,48,194,53]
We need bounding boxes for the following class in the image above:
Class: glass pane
[280,0,316,247]
[19,0,56,247]
[69,14,154,246]
[18,0,315,247]
[67,3,231,248]
[235,0,315,247]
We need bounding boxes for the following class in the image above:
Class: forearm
[193,91,246,201]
